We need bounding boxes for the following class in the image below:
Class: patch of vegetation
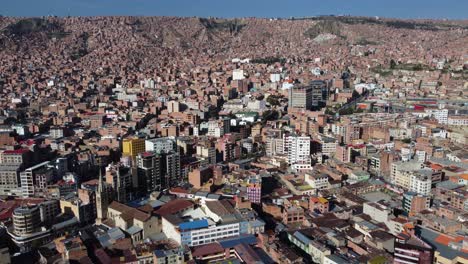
[385,20,439,31]
[390,61,431,71]
[262,110,279,123]
[251,57,286,64]
[304,20,343,39]
[48,31,71,39]
[371,66,393,77]
[70,32,89,61]
[266,94,283,106]
[401,138,412,144]
[199,18,246,34]
[5,18,65,37]
[324,107,336,115]
[293,15,468,31]
[339,107,364,116]
[355,37,378,46]
[372,61,431,76]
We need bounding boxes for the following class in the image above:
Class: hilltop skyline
[2,0,468,19]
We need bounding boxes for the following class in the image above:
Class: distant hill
[0,16,466,68]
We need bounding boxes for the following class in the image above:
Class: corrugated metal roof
[293,231,311,245]
[179,219,209,231]
[218,234,257,249]
[126,225,143,235]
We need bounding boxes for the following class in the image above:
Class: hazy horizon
[2,0,468,20]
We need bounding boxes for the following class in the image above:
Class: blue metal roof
[126,225,143,235]
[218,234,257,249]
[179,219,209,231]
[293,231,311,245]
[417,226,468,260]
[108,227,125,240]
[251,219,265,227]
[127,197,149,208]
[154,250,166,258]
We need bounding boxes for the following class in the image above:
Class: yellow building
[60,199,80,219]
[434,251,468,264]
[122,137,145,159]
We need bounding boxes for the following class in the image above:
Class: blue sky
[2,0,467,19]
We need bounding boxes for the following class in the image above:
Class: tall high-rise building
[196,140,216,165]
[136,152,162,193]
[20,161,50,197]
[394,232,434,264]
[0,149,33,196]
[402,192,430,217]
[96,166,109,224]
[288,85,312,110]
[288,81,329,110]
[335,144,350,163]
[222,142,241,162]
[309,80,329,108]
[265,136,285,157]
[105,164,133,203]
[145,137,176,154]
[167,101,180,113]
[410,173,432,196]
[12,205,41,236]
[247,175,262,204]
[162,151,181,189]
[122,137,145,161]
[344,124,361,144]
[0,164,21,196]
[284,134,311,165]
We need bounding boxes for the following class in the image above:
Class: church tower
[96,163,109,224]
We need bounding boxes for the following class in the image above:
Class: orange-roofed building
[309,196,329,214]
[461,174,468,185]
[435,234,464,246]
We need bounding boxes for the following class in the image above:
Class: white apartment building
[145,137,176,154]
[330,124,346,137]
[284,135,311,165]
[232,69,245,80]
[265,137,284,157]
[425,108,448,124]
[448,116,468,126]
[415,150,426,162]
[401,147,412,162]
[318,136,337,157]
[305,173,328,190]
[162,216,241,247]
[391,161,423,186]
[410,174,432,195]
[167,101,180,113]
[363,202,392,224]
[116,92,138,102]
[207,121,224,138]
[270,73,281,83]
[20,161,50,197]
[49,127,64,139]
[196,145,216,165]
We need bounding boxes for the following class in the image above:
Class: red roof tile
[154,199,193,216]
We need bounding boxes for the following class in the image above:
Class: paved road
[336,90,368,112]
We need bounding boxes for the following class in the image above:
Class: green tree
[262,110,279,122]
[352,90,360,99]
[390,59,397,69]
[266,95,281,106]
[401,138,412,144]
